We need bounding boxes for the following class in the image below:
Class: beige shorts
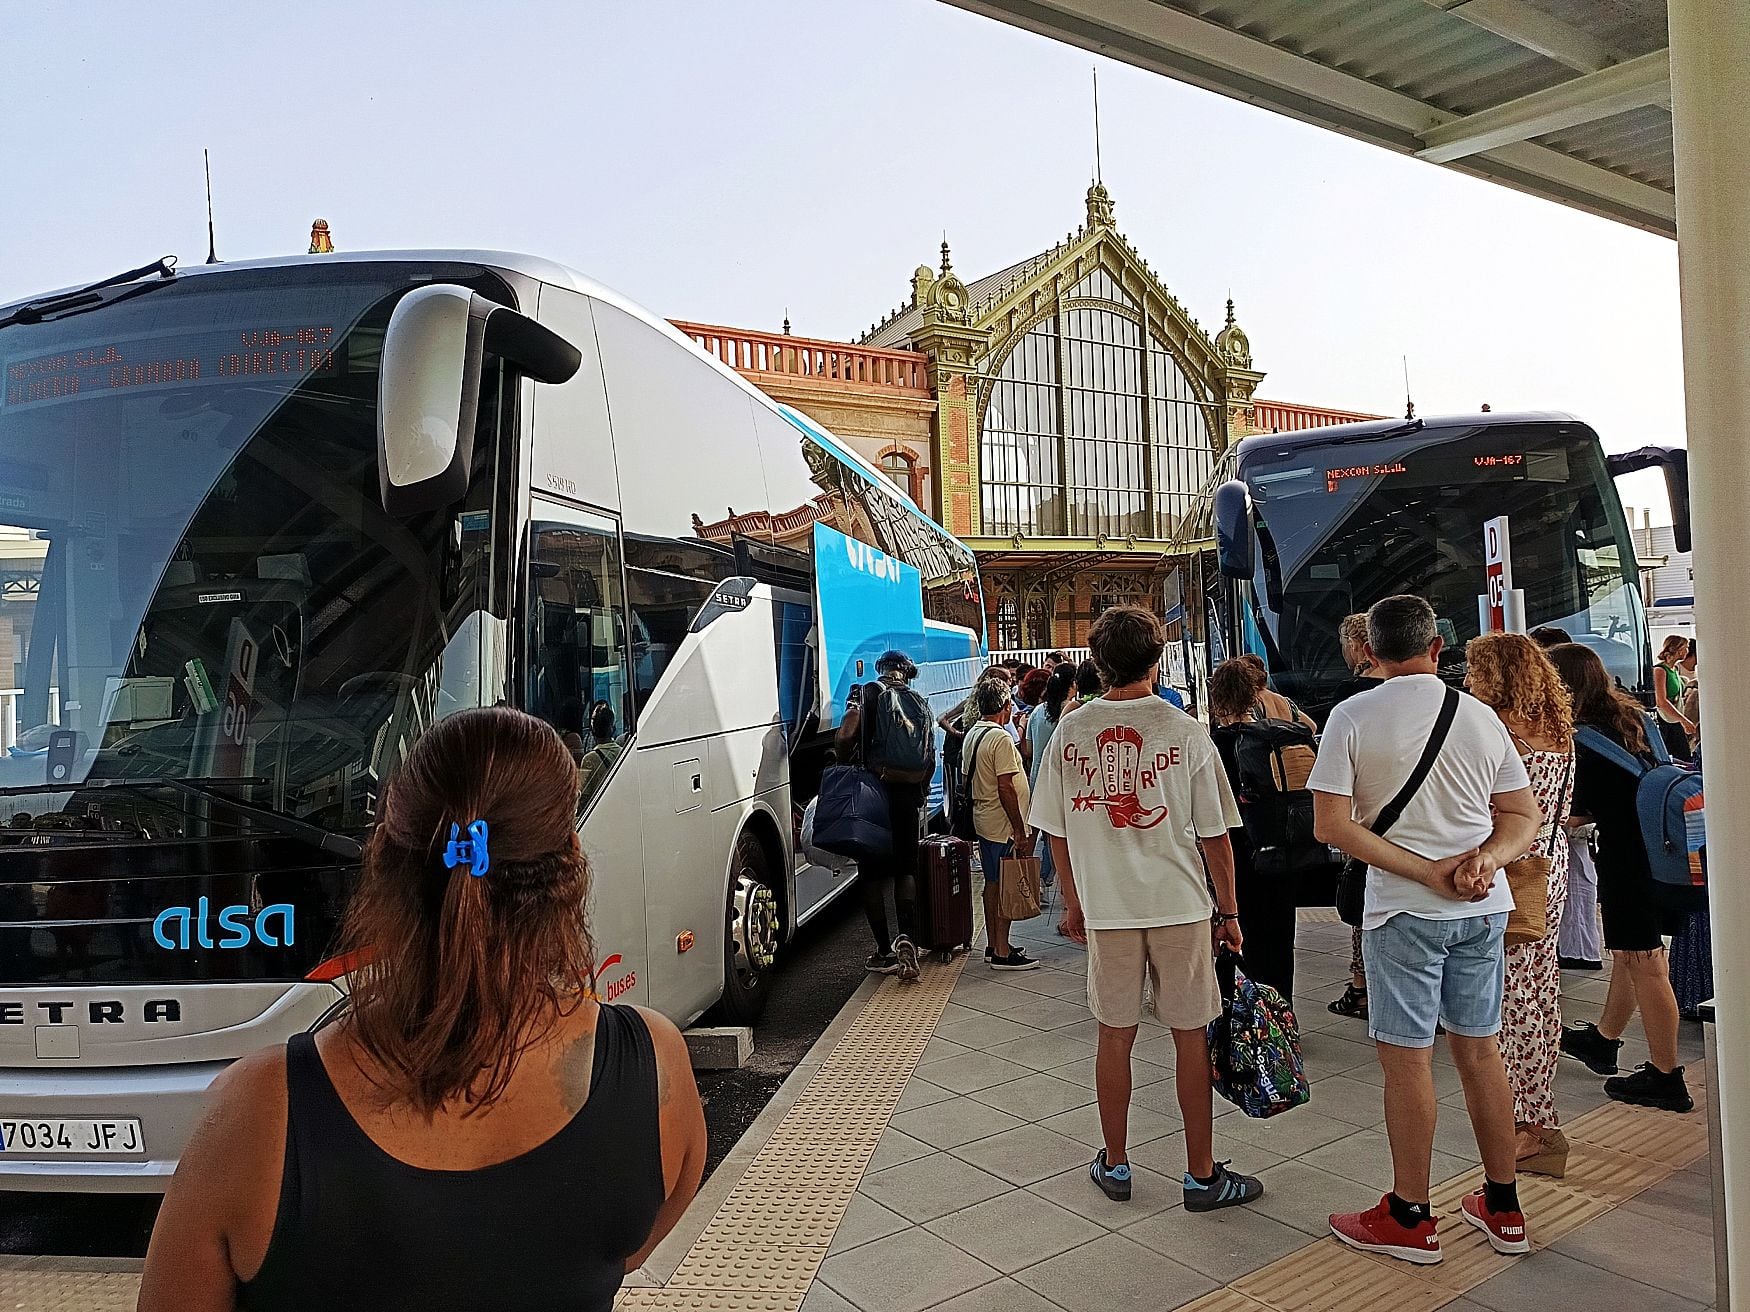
[1086,921,1221,1031]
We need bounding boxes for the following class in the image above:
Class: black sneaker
[1558,956,1605,971]
[1183,1160,1265,1212]
[1560,1022,1622,1075]
[990,949,1041,972]
[1328,985,1368,1020]
[1090,1149,1132,1201]
[865,952,900,975]
[1605,1062,1695,1113]
[893,936,921,982]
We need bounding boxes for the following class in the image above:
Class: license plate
[0,1118,143,1155]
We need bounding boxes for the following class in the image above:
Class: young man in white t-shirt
[1308,595,1543,1266]
[1031,606,1264,1213]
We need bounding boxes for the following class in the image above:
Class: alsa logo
[153,897,294,950]
[588,953,637,1003]
[843,537,903,583]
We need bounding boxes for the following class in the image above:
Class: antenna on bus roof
[1402,355,1415,420]
[203,149,219,265]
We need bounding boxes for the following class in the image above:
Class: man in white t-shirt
[1309,595,1542,1268]
[1032,606,1264,1214]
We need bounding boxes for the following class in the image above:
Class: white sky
[2,0,1683,516]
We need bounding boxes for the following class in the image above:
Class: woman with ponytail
[142,708,706,1312]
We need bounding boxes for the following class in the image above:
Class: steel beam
[1416,48,1671,163]
[1433,0,1614,72]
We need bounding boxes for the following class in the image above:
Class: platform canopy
[943,0,1675,237]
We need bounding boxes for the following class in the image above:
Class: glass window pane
[526,506,634,815]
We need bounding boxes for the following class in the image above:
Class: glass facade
[979,270,1215,539]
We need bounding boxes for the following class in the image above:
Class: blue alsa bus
[0,252,984,1189]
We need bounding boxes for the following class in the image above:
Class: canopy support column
[1668,5,1750,1308]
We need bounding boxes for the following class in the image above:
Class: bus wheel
[719,833,778,1025]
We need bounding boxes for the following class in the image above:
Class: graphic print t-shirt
[1030,696,1240,930]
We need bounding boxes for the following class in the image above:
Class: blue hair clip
[443,820,491,877]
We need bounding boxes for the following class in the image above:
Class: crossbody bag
[1503,744,1572,947]
[1335,686,1461,927]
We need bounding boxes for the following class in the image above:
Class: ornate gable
[965,183,1239,451]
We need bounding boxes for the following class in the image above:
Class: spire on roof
[940,235,953,276]
[1214,295,1252,370]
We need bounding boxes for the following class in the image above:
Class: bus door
[522,500,646,1011]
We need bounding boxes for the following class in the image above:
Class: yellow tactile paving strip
[0,1270,140,1311]
[0,953,1712,1312]
[1181,1068,1713,1312]
[630,953,969,1312]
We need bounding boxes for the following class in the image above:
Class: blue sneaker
[1090,1149,1132,1201]
[1183,1160,1264,1212]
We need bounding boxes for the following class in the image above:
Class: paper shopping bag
[999,856,1043,921]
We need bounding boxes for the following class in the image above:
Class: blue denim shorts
[978,837,1011,884]
[1362,911,1508,1048]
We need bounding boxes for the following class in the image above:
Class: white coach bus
[0,251,984,1190]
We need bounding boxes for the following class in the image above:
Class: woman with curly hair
[1464,633,1576,1175]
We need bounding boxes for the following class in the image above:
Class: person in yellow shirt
[965,678,1039,971]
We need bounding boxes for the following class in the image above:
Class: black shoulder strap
[858,681,881,762]
[964,723,993,783]
[1370,686,1460,838]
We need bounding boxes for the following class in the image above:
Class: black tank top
[241,1004,665,1312]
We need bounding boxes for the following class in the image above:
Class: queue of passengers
[136,598,1701,1306]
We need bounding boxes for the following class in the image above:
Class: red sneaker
[1329,1196,1442,1265]
[1460,1189,1530,1254]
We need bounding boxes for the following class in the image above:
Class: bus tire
[717,831,778,1025]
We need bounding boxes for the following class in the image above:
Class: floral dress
[1499,742,1574,1128]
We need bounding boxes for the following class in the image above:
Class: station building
[678,183,1377,652]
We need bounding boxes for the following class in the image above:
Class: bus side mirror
[1213,480,1255,579]
[1606,444,1692,554]
[377,285,583,517]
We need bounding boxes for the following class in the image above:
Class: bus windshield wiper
[0,257,177,331]
[0,774,362,860]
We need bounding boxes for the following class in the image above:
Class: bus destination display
[1323,450,1524,493]
[4,325,340,409]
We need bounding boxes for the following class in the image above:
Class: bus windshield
[1241,420,1646,711]
[0,263,508,982]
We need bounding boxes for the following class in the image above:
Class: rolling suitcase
[918,835,975,958]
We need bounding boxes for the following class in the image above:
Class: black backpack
[860,681,936,784]
[1219,718,1328,877]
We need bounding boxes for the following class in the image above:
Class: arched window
[979,268,1215,540]
[994,594,1021,651]
[1025,595,1052,649]
[879,446,924,506]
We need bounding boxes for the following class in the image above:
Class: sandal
[1328,984,1368,1019]
[1516,1126,1569,1178]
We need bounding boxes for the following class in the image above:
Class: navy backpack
[813,691,893,865]
[1575,720,1705,893]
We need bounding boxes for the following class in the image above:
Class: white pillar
[1668,5,1750,1307]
